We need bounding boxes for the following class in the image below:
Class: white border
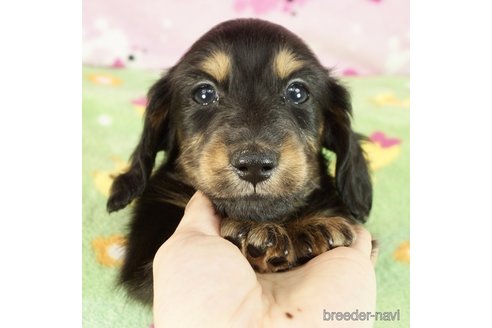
[0,0,81,326]
[412,1,492,326]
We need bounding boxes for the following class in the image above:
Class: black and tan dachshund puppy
[107,18,372,304]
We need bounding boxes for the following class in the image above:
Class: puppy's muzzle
[231,149,278,186]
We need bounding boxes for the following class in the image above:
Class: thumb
[174,191,221,236]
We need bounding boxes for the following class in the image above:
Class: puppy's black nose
[231,150,278,185]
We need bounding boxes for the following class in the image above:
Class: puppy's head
[107,19,372,222]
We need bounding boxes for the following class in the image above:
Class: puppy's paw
[220,219,295,273]
[287,216,356,265]
[106,171,145,213]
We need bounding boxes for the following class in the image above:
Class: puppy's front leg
[285,216,356,266]
[220,216,356,273]
[220,218,295,273]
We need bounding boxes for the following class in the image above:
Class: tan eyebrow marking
[274,48,305,79]
[200,51,231,82]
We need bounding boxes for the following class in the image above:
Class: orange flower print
[92,235,126,267]
[88,73,122,86]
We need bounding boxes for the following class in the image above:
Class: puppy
[107,18,372,305]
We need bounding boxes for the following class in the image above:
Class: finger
[350,225,373,258]
[174,191,221,236]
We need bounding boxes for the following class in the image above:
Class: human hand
[153,191,377,328]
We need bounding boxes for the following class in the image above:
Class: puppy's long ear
[323,77,372,222]
[107,73,175,213]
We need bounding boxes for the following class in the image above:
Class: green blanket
[82,66,410,327]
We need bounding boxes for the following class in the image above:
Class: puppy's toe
[220,219,295,273]
[287,216,356,266]
[245,224,294,273]
[220,218,252,249]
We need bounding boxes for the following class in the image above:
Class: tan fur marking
[200,51,231,82]
[261,135,309,196]
[306,135,319,154]
[220,217,248,238]
[182,133,315,199]
[197,137,252,198]
[274,48,305,79]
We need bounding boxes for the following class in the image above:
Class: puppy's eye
[193,84,218,105]
[286,82,309,104]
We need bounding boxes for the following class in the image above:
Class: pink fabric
[83,0,409,76]
[131,97,147,106]
[370,131,402,148]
